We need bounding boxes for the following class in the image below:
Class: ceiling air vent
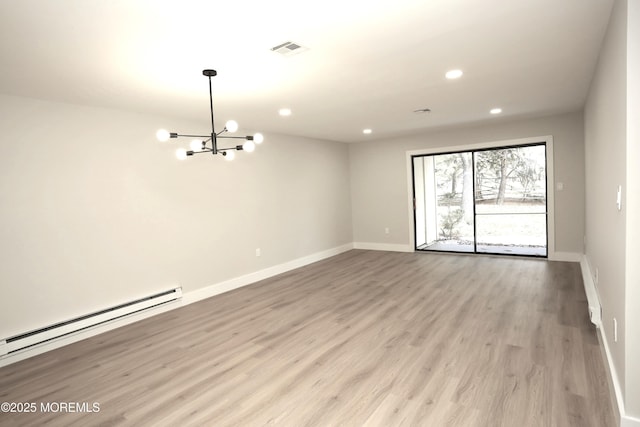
[271,41,308,57]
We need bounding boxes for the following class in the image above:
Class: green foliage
[439,208,464,240]
[474,146,546,203]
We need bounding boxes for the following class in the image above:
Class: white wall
[585,0,640,421]
[584,0,627,401]
[349,112,585,255]
[0,94,352,339]
[625,0,640,419]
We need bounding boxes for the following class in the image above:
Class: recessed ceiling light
[490,108,503,115]
[363,129,372,135]
[279,108,292,116]
[445,69,463,79]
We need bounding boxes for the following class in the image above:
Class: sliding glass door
[412,143,547,257]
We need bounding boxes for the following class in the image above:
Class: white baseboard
[600,325,640,427]
[584,254,639,427]
[355,245,585,262]
[355,245,584,262]
[182,243,354,304]
[353,242,413,252]
[0,243,354,368]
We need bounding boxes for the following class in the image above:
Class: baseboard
[181,243,354,304]
[0,243,354,368]
[354,245,584,261]
[548,251,582,262]
[587,253,640,427]
[353,242,413,252]
[599,325,640,427]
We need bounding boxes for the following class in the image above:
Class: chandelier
[156,69,264,161]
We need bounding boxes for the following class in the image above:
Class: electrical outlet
[613,318,618,342]
[384,227,390,234]
[255,248,261,257]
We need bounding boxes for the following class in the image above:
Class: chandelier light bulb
[156,129,170,142]
[175,148,188,160]
[190,139,203,151]
[243,141,256,152]
[445,69,463,80]
[253,133,264,144]
[225,120,239,133]
[224,150,235,161]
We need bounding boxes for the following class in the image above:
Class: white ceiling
[0,0,614,143]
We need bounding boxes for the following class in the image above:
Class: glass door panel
[413,152,474,253]
[474,145,547,256]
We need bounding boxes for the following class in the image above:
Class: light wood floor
[0,250,616,426]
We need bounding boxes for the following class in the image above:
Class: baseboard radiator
[0,287,182,357]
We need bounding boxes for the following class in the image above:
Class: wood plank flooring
[0,250,617,426]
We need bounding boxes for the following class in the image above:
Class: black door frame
[411,142,548,258]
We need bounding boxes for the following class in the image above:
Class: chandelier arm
[188,148,214,156]
[218,135,253,140]
[174,133,210,139]
[218,146,244,152]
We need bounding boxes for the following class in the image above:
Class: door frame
[405,135,555,257]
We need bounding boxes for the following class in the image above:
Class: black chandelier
[156,69,263,161]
